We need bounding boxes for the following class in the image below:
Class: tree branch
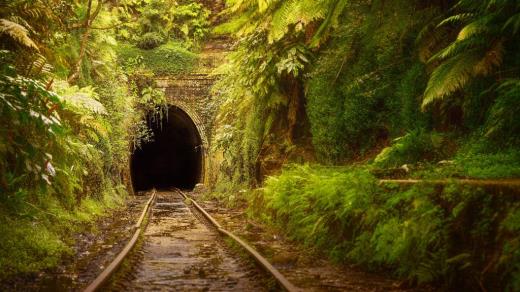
[67,0,103,84]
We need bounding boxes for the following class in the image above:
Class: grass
[0,185,126,280]
[117,41,198,75]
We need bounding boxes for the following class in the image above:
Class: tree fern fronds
[213,13,251,35]
[416,14,450,63]
[0,19,38,50]
[427,37,487,63]
[484,79,520,138]
[309,0,348,48]
[258,0,278,13]
[79,116,109,139]
[61,92,107,115]
[422,51,481,109]
[503,12,520,34]
[456,16,494,40]
[436,13,474,28]
[28,53,53,76]
[269,0,328,43]
[5,15,33,33]
[225,0,256,14]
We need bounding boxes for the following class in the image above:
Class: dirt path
[112,191,268,291]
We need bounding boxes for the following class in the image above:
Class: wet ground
[1,189,435,291]
[110,191,269,291]
[0,195,149,291]
[192,189,432,292]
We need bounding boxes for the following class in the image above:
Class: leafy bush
[117,42,198,75]
[0,30,134,278]
[251,164,520,289]
[169,2,210,47]
[116,0,210,49]
[373,130,449,168]
[442,142,520,179]
[136,32,165,49]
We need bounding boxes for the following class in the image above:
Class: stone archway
[167,101,209,184]
[130,105,207,191]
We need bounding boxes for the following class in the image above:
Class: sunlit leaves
[422,0,518,109]
[0,63,64,191]
[423,51,481,108]
[0,19,39,50]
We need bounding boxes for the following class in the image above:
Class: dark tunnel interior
[131,106,203,191]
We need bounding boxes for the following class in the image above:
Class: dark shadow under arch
[131,106,203,191]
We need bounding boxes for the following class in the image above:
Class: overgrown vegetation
[0,0,206,279]
[210,0,520,290]
[117,41,198,76]
[0,0,135,278]
[115,0,209,77]
[247,164,520,290]
[1,0,519,289]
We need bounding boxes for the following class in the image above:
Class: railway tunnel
[131,106,203,191]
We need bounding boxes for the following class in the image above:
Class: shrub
[251,164,520,289]
[136,32,165,50]
[373,130,449,168]
[117,42,198,75]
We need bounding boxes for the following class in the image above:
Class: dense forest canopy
[1,0,519,290]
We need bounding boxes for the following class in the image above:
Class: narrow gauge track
[84,189,299,292]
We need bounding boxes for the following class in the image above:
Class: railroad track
[84,189,299,292]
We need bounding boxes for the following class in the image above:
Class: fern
[422,0,516,108]
[423,51,480,108]
[0,18,38,50]
[269,0,327,43]
[309,0,348,47]
[503,12,520,34]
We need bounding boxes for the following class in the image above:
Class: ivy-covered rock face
[207,0,520,290]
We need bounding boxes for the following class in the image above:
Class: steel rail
[83,189,157,292]
[176,189,300,292]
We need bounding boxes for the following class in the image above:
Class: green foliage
[0,0,143,278]
[118,41,198,75]
[136,32,165,49]
[500,205,520,291]
[373,130,449,168]
[0,214,69,277]
[430,141,520,179]
[252,164,520,289]
[421,0,520,109]
[212,30,309,185]
[218,0,345,46]
[0,18,38,50]
[483,79,520,144]
[0,53,65,194]
[306,1,433,162]
[0,187,125,279]
[213,0,348,185]
[117,0,210,48]
[168,2,210,47]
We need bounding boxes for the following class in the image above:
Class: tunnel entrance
[131,106,203,191]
